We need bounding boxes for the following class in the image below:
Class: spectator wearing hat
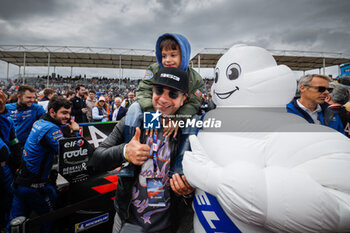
[325,82,350,137]
[89,67,195,233]
[92,96,108,122]
[96,92,102,99]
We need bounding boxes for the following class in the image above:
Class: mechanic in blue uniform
[7,95,80,233]
[0,138,12,231]
[5,85,46,147]
[0,91,21,231]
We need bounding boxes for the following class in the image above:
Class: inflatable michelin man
[183,45,350,233]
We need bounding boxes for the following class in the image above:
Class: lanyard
[151,132,165,175]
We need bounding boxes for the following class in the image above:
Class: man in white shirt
[286,74,344,133]
[112,97,126,121]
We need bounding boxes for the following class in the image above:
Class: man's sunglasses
[153,86,181,99]
[304,85,333,93]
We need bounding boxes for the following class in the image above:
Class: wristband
[123,144,129,162]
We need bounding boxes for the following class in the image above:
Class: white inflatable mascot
[183,45,350,233]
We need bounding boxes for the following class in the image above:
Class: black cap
[154,67,189,93]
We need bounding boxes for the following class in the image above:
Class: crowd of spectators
[0,75,215,119]
[0,75,140,99]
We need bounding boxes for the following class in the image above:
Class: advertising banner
[58,137,94,183]
[58,122,118,183]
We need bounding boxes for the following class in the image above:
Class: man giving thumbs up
[90,67,195,233]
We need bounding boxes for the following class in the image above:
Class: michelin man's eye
[226,63,241,80]
[214,68,219,83]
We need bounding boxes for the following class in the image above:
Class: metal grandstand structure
[0,45,157,85]
[1,45,350,81]
[191,48,350,73]
[0,45,156,69]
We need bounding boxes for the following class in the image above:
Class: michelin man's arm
[183,135,222,194]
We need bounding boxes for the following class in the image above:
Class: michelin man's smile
[214,86,239,99]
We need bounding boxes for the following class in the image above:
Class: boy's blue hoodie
[155,33,191,71]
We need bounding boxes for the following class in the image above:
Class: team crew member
[8,95,79,233]
[5,85,46,146]
[0,91,21,230]
[0,91,21,173]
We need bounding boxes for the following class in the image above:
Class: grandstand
[0,45,156,86]
[1,45,350,89]
[191,48,350,74]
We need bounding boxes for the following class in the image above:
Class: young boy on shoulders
[137,33,203,118]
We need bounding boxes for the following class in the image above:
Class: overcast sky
[1,0,349,79]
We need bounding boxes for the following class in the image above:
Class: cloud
[0,0,76,21]
[0,0,349,79]
[1,0,349,54]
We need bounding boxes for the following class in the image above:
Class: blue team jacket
[5,103,46,145]
[21,117,64,182]
[0,111,14,155]
[286,98,345,134]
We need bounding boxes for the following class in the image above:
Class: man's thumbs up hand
[126,127,151,165]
